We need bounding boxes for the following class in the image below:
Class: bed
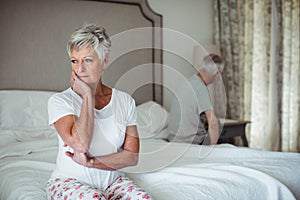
[0,92,300,200]
[1,0,300,200]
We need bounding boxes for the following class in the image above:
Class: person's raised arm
[54,72,95,153]
[205,110,220,145]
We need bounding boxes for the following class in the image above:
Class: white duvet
[128,140,300,200]
[0,132,299,200]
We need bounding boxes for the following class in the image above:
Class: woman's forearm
[87,150,139,170]
[71,94,94,152]
[65,125,140,169]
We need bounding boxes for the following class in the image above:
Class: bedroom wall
[147,0,215,110]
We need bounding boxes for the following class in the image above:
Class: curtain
[281,0,300,151]
[214,0,300,152]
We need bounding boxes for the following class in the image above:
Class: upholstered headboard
[0,0,162,105]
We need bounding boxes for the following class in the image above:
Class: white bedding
[129,139,300,200]
[0,132,299,200]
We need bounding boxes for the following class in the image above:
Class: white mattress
[0,131,299,200]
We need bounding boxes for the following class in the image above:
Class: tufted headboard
[0,0,163,105]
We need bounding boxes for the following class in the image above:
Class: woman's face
[70,46,106,86]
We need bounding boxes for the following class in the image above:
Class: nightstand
[218,119,251,147]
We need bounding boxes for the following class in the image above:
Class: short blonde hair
[66,24,111,61]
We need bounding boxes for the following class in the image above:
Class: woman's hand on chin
[70,71,92,98]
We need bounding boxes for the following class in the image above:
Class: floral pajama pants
[46,176,153,200]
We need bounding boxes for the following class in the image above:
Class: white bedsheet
[128,139,300,200]
[0,138,57,200]
[0,136,299,200]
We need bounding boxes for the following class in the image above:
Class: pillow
[0,90,56,130]
[136,101,169,139]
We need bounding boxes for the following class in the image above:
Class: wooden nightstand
[218,119,251,147]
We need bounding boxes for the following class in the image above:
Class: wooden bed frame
[0,0,163,104]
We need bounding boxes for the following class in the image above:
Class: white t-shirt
[167,74,212,143]
[48,87,137,189]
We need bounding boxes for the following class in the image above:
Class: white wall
[147,0,215,110]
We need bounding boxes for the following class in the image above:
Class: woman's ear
[103,53,109,70]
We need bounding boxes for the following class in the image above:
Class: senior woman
[47,24,153,200]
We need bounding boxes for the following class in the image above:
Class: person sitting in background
[47,24,153,200]
[166,53,224,145]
